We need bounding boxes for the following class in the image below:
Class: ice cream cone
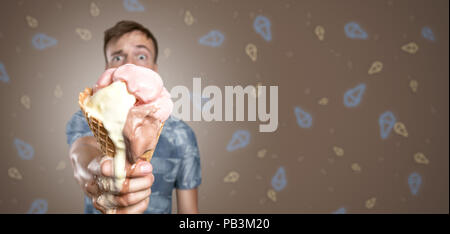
[78,87,164,162]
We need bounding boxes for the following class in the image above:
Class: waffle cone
[78,87,164,162]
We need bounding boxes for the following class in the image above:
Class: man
[66,20,201,214]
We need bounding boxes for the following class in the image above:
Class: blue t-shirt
[66,110,201,214]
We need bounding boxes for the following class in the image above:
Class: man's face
[105,30,157,71]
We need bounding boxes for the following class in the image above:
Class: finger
[126,160,153,178]
[88,156,113,177]
[92,188,152,213]
[92,196,108,214]
[100,156,115,177]
[120,174,154,194]
[115,197,150,214]
[93,170,154,194]
[87,158,153,194]
[98,193,119,208]
[101,159,152,178]
[85,179,101,197]
[115,188,151,207]
[95,176,118,194]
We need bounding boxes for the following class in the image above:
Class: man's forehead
[107,30,154,53]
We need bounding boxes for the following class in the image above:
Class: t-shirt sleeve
[174,123,202,190]
[65,110,94,147]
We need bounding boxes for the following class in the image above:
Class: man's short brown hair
[103,20,159,63]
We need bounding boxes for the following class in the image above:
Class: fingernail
[101,161,112,176]
[140,163,152,173]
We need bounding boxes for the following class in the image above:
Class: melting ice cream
[84,64,173,192]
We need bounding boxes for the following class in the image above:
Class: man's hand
[70,136,154,214]
[88,157,154,214]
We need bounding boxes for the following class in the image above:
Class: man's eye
[138,54,147,60]
[112,56,122,62]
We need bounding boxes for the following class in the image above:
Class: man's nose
[123,58,139,67]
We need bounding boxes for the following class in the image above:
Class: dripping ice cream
[81,63,173,192]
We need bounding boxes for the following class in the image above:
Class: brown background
[0,0,448,213]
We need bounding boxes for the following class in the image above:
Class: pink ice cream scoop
[93,64,173,122]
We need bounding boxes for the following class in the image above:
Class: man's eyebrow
[135,45,154,56]
[110,49,123,56]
